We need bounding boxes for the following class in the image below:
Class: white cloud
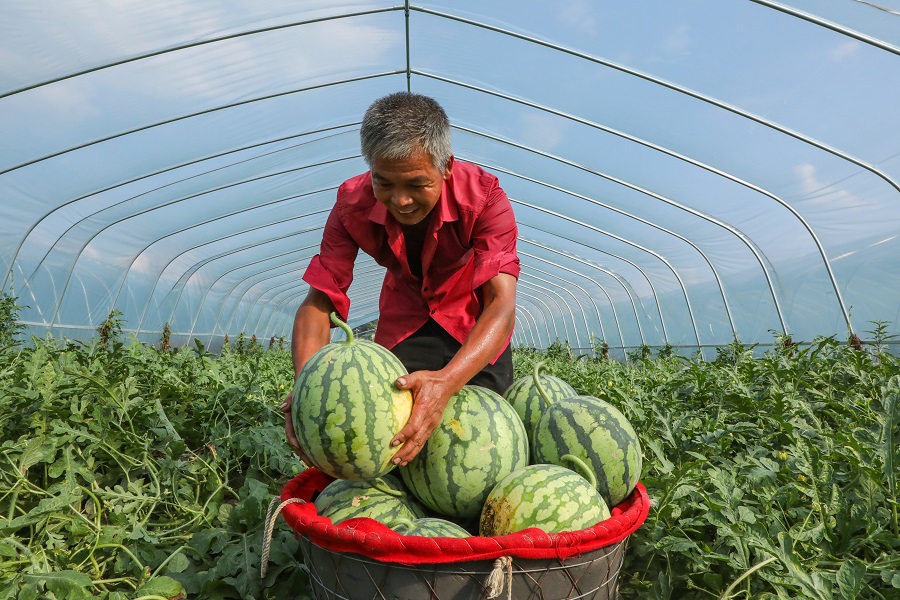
[22,83,103,122]
[555,0,599,36]
[832,40,860,61]
[660,24,692,55]
[131,251,156,275]
[794,162,864,208]
[518,112,566,151]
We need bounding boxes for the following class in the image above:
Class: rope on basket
[485,555,512,600]
[261,496,307,578]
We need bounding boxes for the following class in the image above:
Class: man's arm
[281,287,335,456]
[389,272,517,466]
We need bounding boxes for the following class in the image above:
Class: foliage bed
[524,337,899,599]
[1,290,898,599]
[0,295,306,599]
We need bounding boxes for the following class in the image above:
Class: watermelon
[292,312,412,480]
[503,360,576,457]
[479,454,611,536]
[391,517,471,538]
[399,385,529,521]
[314,474,425,525]
[532,395,642,508]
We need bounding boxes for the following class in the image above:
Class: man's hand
[281,391,312,467]
[389,370,456,466]
[388,273,517,466]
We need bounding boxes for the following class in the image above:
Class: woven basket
[277,468,649,600]
[299,536,627,599]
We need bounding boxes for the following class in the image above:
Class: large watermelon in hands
[503,360,576,457]
[532,395,642,508]
[292,312,412,480]
[480,455,610,536]
[400,385,529,521]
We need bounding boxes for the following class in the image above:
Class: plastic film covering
[1,0,898,355]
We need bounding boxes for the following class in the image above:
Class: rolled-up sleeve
[472,185,520,290]
[302,205,359,323]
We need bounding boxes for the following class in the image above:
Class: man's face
[370,149,453,226]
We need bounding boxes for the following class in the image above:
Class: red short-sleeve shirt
[302,160,520,356]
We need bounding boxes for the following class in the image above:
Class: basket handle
[261,496,307,579]
[486,555,513,600]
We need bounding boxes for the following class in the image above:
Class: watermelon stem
[533,360,554,406]
[372,477,405,498]
[390,517,415,533]
[329,312,355,345]
[561,453,598,490]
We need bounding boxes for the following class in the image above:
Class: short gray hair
[360,92,453,172]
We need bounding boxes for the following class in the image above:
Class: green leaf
[217,503,234,526]
[22,571,93,599]
[12,581,39,600]
[189,529,229,556]
[17,435,57,473]
[737,506,758,524]
[0,576,23,600]
[218,532,262,599]
[836,559,865,599]
[0,489,81,533]
[644,438,675,474]
[128,523,160,545]
[164,552,192,574]
[134,575,187,599]
[0,540,17,558]
[882,569,900,588]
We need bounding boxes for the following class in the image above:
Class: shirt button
[430,309,436,314]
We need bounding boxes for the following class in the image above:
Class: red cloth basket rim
[280,467,650,564]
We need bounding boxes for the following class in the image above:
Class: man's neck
[400,212,433,235]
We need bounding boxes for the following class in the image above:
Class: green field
[1,295,898,599]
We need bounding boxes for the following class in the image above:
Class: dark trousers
[390,319,513,396]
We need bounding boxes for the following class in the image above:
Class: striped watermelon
[391,517,471,538]
[503,360,576,458]
[479,455,611,536]
[532,395,642,508]
[314,474,425,525]
[292,312,412,480]
[399,385,529,521]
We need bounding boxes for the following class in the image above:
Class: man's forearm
[439,273,517,392]
[290,289,335,377]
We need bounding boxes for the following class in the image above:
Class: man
[281,92,519,467]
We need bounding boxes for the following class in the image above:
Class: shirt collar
[368,198,388,225]
[438,178,459,224]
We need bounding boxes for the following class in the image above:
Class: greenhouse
[1,1,898,599]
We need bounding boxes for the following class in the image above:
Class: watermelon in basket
[273,467,649,600]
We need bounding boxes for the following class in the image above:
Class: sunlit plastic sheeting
[408,0,900,344]
[518,280,580,348]
[751,0,900,58]
[1,1,409,339]
[520,266,601,346]
[0,2,398,92]
[0,7,405,167]
[2,0,899,351]
[516,294,554,348]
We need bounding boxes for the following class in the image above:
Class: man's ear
[442,155,454,181]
